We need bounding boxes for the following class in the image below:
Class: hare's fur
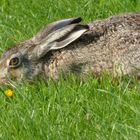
[0,13,140,84]
[45,13,140,79]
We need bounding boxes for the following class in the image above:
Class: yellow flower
[5,89,13,97]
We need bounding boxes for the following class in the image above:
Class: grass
[0,0,140,139]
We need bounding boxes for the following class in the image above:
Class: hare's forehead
[0,56,8,67]
[0,48,19,63]
[1,49,16,59]
[0,55,11,66]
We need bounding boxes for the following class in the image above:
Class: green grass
[0,0,140,139]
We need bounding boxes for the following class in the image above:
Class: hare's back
[88,13,140,74]
[89,13,140,34]
[73,13,140,75]
[46,13,140,77]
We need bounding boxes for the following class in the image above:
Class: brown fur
[0,13,139,85]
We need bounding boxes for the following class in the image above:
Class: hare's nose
[0,77,9,85]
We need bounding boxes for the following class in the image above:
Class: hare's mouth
[0,77,9,86]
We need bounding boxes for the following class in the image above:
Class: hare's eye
[9,57,20,67]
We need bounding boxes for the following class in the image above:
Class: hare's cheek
[8,68,23,81]
[0,67,9,83]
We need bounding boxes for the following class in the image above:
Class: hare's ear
[32,17,82,43]
[31,24,89,59]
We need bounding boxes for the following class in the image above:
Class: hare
[0,13,140,85]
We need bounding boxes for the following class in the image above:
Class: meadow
[0,0,140,139]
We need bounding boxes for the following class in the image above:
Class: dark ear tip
[71,17,82,24]
[75,24,89,31]
[83,25,89,30]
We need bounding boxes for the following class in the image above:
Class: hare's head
[0,17,89,85]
